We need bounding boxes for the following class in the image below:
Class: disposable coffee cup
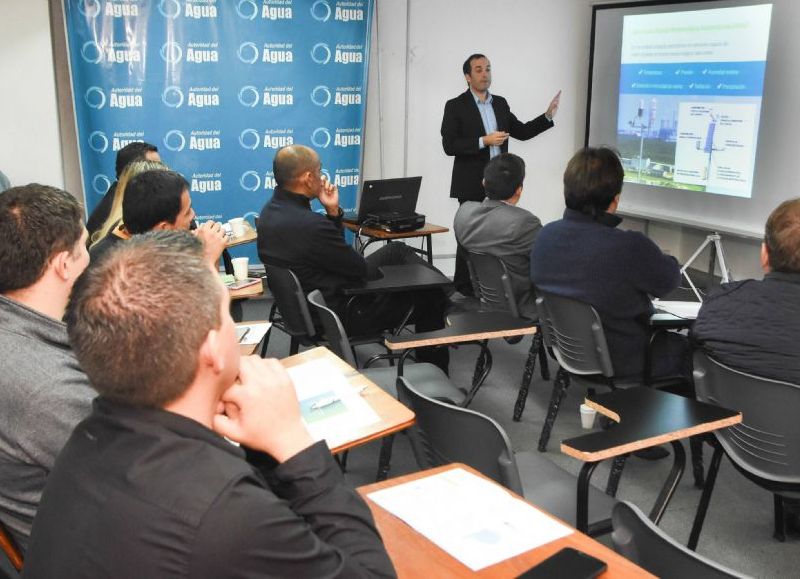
[232,257,249,281]
[228,217,245,238]
[580,403,597,430]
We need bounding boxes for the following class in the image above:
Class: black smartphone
[516,547,607,579]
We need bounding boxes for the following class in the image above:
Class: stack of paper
[652,300,702,319]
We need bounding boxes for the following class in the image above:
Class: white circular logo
[163,129,186,152]
[238,86,260,107]
[240,171,261,191]
[237,42,260,64]
[88,131,109,153]
[160,42,183,64]
[92,174,111,195]
[81,41,103,64]
[158,0,182,18]
[236,0,259,20]
[243,211,260,223]
[311,43,331,65]
[310,0,331,22]
[162,86,184,108]
[77,0,101,18]
[84,86,106,109]
[239,129,261,150]
[311,127,331,149]
[311,85,331,107]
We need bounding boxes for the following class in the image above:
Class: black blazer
[441,89,553,201]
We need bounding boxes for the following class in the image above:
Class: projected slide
[616,4,772,198]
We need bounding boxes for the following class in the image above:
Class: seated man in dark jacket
[24,232,395,579]
[257,145,449,370]
[692,198,800,384]
[530,146,687,381]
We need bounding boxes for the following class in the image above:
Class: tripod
[680,233,732,302]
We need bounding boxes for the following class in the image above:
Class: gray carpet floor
[241,296,800,578]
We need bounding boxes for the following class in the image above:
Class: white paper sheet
[368,468,573,571]
[652,300,702,319]
[286,358,380,448]
[237,322,272,345]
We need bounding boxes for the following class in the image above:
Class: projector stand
[680,233,732,302]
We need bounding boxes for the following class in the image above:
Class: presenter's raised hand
[213,356,314,463]
[483,131,510,147]
[318,174,340,217]
[546,90,562,120]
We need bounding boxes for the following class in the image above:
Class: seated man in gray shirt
[25,231,395,578]
[0,184,94,552]
[454,153,542,316]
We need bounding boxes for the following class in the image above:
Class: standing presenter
[442,53,560,295]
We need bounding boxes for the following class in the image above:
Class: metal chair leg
[774,494,786,542]
[463,342,492,407]
[690,435,705,488]
[513,333,540,421]
[688,443,724,550]
[537,333,550,380]
[538,369,570,452]
[606,455,627,497]
[289,336,299,356]
[376,435,394,481]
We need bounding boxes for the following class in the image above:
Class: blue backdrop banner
[64,0,372,256]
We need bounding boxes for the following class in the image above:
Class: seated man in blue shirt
[24,231,395,579]
[530,146,688,382]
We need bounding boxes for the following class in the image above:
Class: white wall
[0,1,64,189]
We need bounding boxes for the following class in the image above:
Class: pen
[311,396,340,410]
[238,327,250,343]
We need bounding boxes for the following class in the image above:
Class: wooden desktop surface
[359,464,653,578]
[229,278,264,301]
[343,220,449,239]
[279,347,415,454]
[561,387,742,462]
[385,312,536,350]
[225,223,258,248]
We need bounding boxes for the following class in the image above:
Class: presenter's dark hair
[463,53,487,75]
[563,147,624,217]
[0,184,83,292]
[483,153,525,200]
[123,170,188,234]
[115,141,158,178]
[765,198,800,273]
[67,231,222,408]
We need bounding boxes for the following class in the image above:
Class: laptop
[343,176,423,224]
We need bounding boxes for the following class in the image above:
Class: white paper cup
[228,217,245,238]
[580,403,597,430]
[231,257,249,281]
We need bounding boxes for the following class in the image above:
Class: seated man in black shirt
[24,231,395,579]
[692,198,800,384]
[258,144,450,370]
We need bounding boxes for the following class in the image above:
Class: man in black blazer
[442,53,559,294]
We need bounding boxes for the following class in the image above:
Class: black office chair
[612,501,748,578]
[397,376,616,535]
[0,520,22,578]
[262,265,322,356]
[689,351,800,547]
[465,251,550,420]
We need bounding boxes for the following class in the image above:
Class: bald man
[257,145,449,370]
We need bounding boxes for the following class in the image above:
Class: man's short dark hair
[463,53,487,76]
[563,147,624,217]
[483,153,525,200]
[765,198,800,273]
[67,231,222,408]
[123,170,188,234]
[272,145,318,188]
[115,142,158,179]
[0,184,83,292]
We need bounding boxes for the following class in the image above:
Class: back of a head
[563,147,624,217]
[483,153,526,200]
[115,141,159,179]
[123,170,188,234]
[66,231,221,407]
[765,198,800,273]
[0,184,83,293]
[272,144,318,189]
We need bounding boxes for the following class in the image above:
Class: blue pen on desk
[310,396,340,410]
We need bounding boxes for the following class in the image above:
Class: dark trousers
[453,199,474,296]
[343,242,450,372]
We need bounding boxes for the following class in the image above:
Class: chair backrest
[396,376,524,495]
[535,289,614,377]
[693,350,800,485]
[264,265,316,339]
[466,251,519,317]
[306,290,357,367]
[0,519,22,576]
[612,501,747,579]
